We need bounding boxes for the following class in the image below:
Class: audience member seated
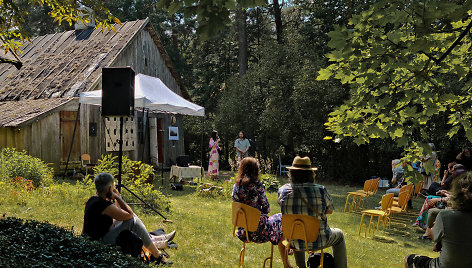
[414,189,451,231]
[427,163,463,195]
[388,159,405,190]
[405,172,472,268]
[232,157,291,268]
[82,173,173,265]
[278,156,347,268]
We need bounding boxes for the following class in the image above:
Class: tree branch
[0,56,23,70]
[436,20,472,64]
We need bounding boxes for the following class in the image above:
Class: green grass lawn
[1,174,438,267]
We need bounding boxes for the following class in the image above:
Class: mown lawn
[0,174,438,267]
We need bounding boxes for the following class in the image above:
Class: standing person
[234,131,250,166]
[405,172,472,268]
[456,148,472,170]
[421,143,438,190]
[82,173,173,265]
[208,130,220,180]
[278,156,347,268]
[232,157,292,268]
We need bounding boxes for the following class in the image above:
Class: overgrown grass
[0,174,438,267]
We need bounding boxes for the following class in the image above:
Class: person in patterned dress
[232,157,292,268]
[208,130,220,180]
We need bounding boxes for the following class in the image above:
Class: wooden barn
[0,18,196,173]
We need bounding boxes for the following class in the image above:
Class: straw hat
[287,156,318,171]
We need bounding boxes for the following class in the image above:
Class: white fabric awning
[79,73,204,117]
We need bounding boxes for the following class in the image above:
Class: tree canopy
[318,0,472,170]
[0,0,118,68]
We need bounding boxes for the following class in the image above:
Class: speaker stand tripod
[116,116,172,223]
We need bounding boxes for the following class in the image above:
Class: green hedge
[0,217,147,267]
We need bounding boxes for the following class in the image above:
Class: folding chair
[392,183,414,206]
[232,202,273,268]
[282,214,324,268]
[344,179,374,212]
[359,193,394,237]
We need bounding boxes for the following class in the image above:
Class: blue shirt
[278,183,334,250]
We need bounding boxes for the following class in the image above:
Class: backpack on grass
[307,252,334,268]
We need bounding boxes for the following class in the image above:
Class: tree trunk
[273,0,283,44]
[236,6,248,76]
[171,15,178,52]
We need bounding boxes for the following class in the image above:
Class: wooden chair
[232,202,273,268]
[81,154,96,175]
[359,193,394,237]
[279,155,289,176]
[282,214,324,268]
[344,179,375,212]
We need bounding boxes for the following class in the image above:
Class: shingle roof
[0,98,74,127]
[0,18,184,101]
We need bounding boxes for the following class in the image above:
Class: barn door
[60,111,81,162]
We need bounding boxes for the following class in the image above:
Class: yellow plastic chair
[392,183,414,207]
[412,181,424,199]
[282,214,324,268]
[232,202,273,268]
[359,193,394,237]
[388,188,410,228]
[344,179,374,212]
[81,153,96,175]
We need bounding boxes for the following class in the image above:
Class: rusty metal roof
[0,98,74,127]
[0,19,152,101]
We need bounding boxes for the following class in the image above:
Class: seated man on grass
[405,172,472,268]
[82,172,173,265]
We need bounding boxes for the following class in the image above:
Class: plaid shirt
[278,183,334,251]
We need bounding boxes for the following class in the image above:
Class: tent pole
[141,109,148,162]
[200,116,204,170]
[63,103,81,179]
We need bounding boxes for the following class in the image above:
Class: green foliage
[156,0,267,39]
[0,217,146,267]
[0,148,53,187]
[318,0,472,168]
[259,173,279,192]
[0,0,118,61]
[91,155,171,213]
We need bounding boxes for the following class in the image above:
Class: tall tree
[317,0,472,172]
[236,6,248,76]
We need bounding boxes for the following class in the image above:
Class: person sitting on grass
[278,156,347,268]
[82,172,173,265]
[405,172,472,268]
[232,157,292,268]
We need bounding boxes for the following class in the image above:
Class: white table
[170,165,204,183]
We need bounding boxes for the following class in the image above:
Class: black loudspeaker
[102,67,135,116]
[176,155,190,167]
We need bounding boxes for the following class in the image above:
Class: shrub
[0,148,53,187]
[89,155,171,213]
[260,173,280,192]
[0,217,147,267]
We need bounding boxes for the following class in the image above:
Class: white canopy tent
[79,73,204,117]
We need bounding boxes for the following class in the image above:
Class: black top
[82,196,113,240]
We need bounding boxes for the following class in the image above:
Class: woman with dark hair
[208,130,220,180]
[278,156,347,268]
[232,157,291,268]
[405,172,472,268]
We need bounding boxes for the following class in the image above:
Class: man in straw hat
[278,156,347,268]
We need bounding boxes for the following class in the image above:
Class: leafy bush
[0,148,53,187]
[260,173,280,193]
[0,217,147,267]
[89,155,171,213]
